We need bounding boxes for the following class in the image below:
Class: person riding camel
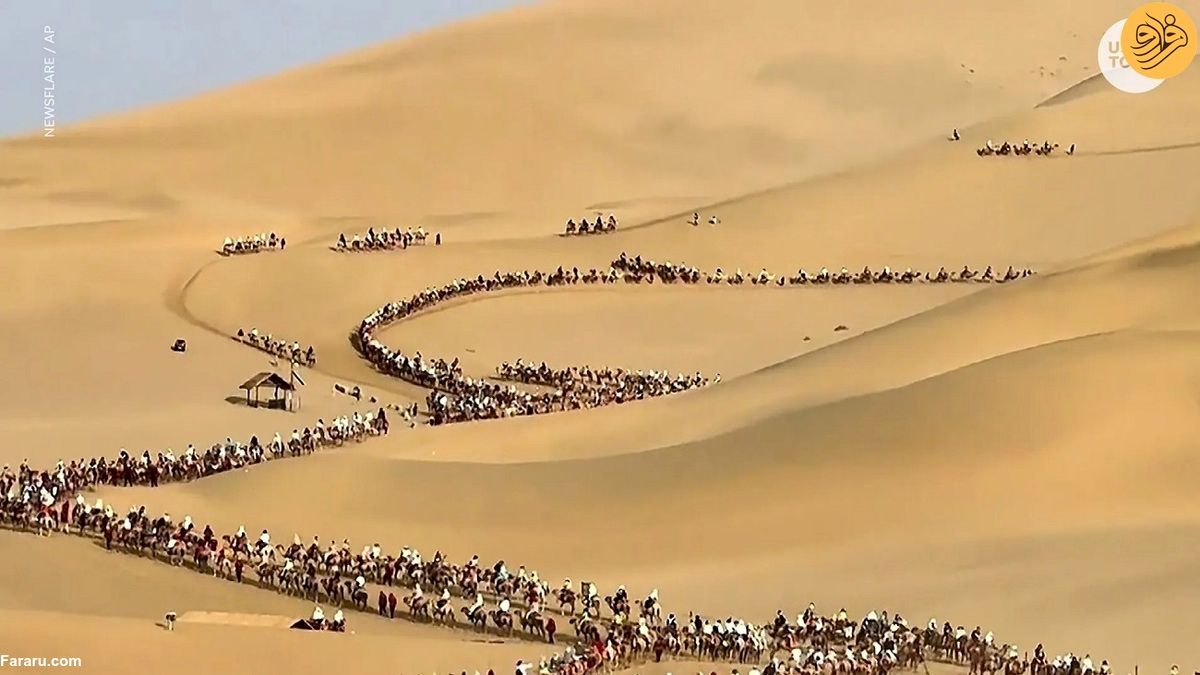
[468,592,484,615]
[311,605,325,629]
[436,587,451,610]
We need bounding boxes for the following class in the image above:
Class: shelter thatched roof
[239,371,294,391]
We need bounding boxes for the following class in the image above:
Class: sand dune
[3,0,1200,672]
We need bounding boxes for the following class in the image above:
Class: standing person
[387,591,397,619]
[378,590,388,616]
[545,616,556,644]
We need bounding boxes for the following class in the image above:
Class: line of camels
[563,214,619,236]
[333,226,440,251]
[353,253,1034,425]
[0,422,1130,675]
[17,225,1157,674]
[233,328,317,367]
[219,232,286,256]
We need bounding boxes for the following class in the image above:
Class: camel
[489,607,513,634]
[460,604,487,629]
[521,609,545,637]
[404,593,430,620]
[431,599,455,625]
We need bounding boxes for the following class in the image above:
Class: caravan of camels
[2,424,1118,675]
[974,139,1075,157]
[353,252,1033,424]
[234,328,318,367]
[2,214,1150,675]
[220,232,286,255]
[334,226,441,251]
[562,214,619,236]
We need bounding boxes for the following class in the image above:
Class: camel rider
[355,575,366,591]
[1081,655,1093,674]
[311,606,325,627]
[499,597,511,615]
[615,584,628,604]
[260,529,270,547]
[984,630,994,645]
[646,588,658,610]
[410,583,423,603]
[468,593,484,615]
[332,609,345,628]
[437,588,450,609]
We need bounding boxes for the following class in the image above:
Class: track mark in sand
[1077,139,1200,157]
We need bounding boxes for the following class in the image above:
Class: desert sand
[2,0,1199,672]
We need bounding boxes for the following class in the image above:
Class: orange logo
[1121,2,1197,78]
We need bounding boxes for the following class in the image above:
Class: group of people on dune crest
[234,327,317,366]
[335,225,440,251]
[220,231,286,256]
[563,214,619,236]
[948,129,1075,157]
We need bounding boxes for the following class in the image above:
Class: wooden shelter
[239,371,296,411]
